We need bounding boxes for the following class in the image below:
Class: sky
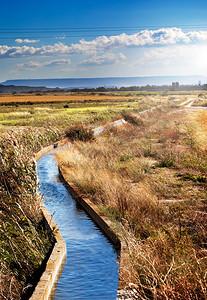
[1,0,207,82]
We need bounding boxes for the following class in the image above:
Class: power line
[0,24,207,41]
[0,24,207,31]
[0,29,147,34]
[1,27,207,35]
[0,34,117,39]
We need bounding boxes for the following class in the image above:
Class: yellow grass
[198,111,207,128]
[187,110,207,151]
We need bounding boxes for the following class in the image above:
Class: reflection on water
[37,152,119,300]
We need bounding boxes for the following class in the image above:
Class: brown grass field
[0,93,137,103]
[56,105,207,299]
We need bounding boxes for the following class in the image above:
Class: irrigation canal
[37,149,120,299]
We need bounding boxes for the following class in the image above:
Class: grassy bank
[56,105,207,299]
[0,127,62,299]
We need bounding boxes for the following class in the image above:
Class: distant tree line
[69,84,207,93]
[1,83,207,94]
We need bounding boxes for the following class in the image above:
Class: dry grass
[193,111,207,151]
[56,105,207,299]
[125,230,207,299]
[0,127,62,299]
[65,124,94,142]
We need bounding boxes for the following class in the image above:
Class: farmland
[0,92,162,127]
[0,93,138,103]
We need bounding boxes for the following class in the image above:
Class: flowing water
[37,150,119,300]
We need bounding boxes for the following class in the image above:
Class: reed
[0,127,61,299]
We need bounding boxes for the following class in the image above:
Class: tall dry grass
[0,127,61,299]
[56,106,207,299]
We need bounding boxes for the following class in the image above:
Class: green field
[0,95,159,127]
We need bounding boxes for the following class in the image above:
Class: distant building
[172,82,179,91]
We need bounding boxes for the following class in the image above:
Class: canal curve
[37,149,119,300]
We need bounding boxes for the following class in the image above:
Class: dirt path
[180,98,195,107]
[181,97,207,111]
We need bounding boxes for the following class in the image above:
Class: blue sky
[1,0,207,82]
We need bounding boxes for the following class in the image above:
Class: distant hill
[1,75,207,89]
[0,84,60,94]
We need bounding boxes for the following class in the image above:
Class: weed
[122,113,145,126]
[158,151,176,168]
[65,124,94,141]
[178,173,207,183]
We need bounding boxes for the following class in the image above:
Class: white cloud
[187,31,207,42]
[16,59,71,70]
[1,28,207,59]
[0,43,72,58]
[79,53,126,66]
[15,39,40,44]
[56,34,66,40]
[133,44,207,75]
[139,44,207,64]
[77,27,191,50]
[43,58,71,67]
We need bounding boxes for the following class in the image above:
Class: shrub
[122,112,145,126]
[65,124,94,142]
[158,151,176,167]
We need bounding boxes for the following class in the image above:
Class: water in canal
[37,150,119,300]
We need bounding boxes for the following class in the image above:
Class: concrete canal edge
[59,165,131,291]
[30,141,68,300]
